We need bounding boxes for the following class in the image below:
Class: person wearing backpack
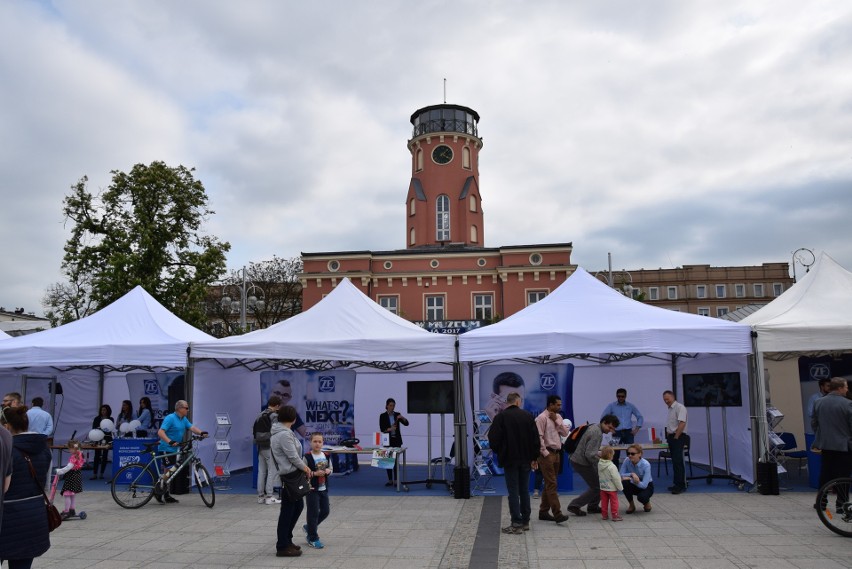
[566,414,620,517]
[254,395,282,505]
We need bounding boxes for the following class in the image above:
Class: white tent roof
[458,267,752,360]
[742,252,852,353]
[0,329,10,340]
[190,278,456,363]
[0,286,213,368]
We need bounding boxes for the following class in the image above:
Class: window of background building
[715,284,726,298]
[716,307,729,317]
[425,295,445,320]
[698,307,710,316]
[409,199,416,215]
[648,287,659,301]
[463,147,471,169]
[631,288,642,300]
[409,227,415,245]
[436,195,450,241]
[470,225,478,242]
[378,296,398,315]
[773,283,783,296]
[667,286,677,300]
[754,283,764,297]
[735,284,745,298]
[696,285,707,299]
[473,294,493,320]
[527,290,547,305]
[469,194,476,212]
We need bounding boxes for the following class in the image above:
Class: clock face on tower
[432,145,453,164]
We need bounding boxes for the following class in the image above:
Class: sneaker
[302,524,309,541]
[612,515,624,522]
[538,511,555,521]
[626,502,636,514]
[533,489,540,498]
[265,497,282,505]
[644,502,652,512]
[567,505,587,517]
[602,515,608,520]
[60,511,71,520]
[553,513,569,524]
[501,525,523,534]
[276,545,302,557]
[164,496,179,504]
[67,509,76,517]
[308,539,325,549]
[258,495,266,504]
[522,523,530,531]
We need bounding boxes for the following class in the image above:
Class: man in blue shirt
[26,397,54,436]
[156,400,206,504]
[601,388,643,463]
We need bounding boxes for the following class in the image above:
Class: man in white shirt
[663,390,688,494]
[26,397,54,436]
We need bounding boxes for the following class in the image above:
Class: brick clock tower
[406,104,484,249]
[300,102,574,325]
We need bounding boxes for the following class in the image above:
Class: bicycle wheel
[816,477,852,538]
[111,463,156,509]
[193,463,216,508]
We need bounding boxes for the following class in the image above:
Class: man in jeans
[488,392,539,534]
[254,395,282,505]
[663,390,688,494]
[535,395,569,524]
[567,414,620,516]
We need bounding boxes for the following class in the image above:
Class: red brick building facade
[300,103,575,328]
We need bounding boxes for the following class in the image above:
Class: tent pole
[452,338,470,498]
[750,332,770,464]
[98,365,105,409]
[185,347,195,410]
[670,354,678,397]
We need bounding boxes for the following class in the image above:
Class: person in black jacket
[0,405,52,568]
[487,392,539,534]
[379,398,409,487]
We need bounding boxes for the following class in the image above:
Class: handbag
[21,452,62,532]
[280,469,310,502]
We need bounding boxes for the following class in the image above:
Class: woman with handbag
[0,406,52,569]
[270,405,312,558]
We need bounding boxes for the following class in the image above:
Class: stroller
[49,473,87,521]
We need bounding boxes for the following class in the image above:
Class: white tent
[0,329,10,340]
[459,267,753,360]
[741,252,852,353]
[0,286,213,368]
[190,278,456,363]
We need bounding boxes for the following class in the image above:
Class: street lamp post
[220,266,265,332]
[594,252,634,297]
[791,248,815,282]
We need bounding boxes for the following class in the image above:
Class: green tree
[205,256,303,337]
[45,161,230,328]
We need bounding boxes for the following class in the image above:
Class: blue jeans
[276,495,304,550]
[305,489,330,541]
[503,463,532,526]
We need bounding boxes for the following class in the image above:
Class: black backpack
[562,422,590,454]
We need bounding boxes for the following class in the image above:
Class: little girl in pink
[55,440,85,519]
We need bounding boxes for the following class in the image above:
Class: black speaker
[453,467,470,499]
[756,461,779,495]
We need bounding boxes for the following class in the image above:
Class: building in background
[301,103,575,330]
[0,307,51,336]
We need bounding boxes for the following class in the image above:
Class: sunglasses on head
[627,452,639,455]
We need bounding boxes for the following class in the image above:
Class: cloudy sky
[2,1,850,316]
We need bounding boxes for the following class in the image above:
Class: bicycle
[110,434,215,509]
[815,477,852,538]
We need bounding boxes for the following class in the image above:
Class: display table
[323,446,408,492]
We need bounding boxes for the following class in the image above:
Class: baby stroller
[49,473,87,521]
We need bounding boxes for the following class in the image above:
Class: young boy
[303,433,332,548]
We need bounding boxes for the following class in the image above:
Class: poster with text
[259,370,356,447]
[126,372,184,433]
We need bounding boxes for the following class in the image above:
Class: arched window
[469,194,477,212]
[409,198,416,216]
[470,225,478,243]
[462,146,471,169]
[416,148,423,171]
[436,195,450,241]
[409,227,416,245]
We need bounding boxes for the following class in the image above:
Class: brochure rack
[213,412,232,490]
[472,410,495,493]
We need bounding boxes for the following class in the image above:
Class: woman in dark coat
[91,404,113,479]
[0,406,51,569]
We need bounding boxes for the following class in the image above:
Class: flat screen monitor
[407,380,455,414]
[682,372,743,407]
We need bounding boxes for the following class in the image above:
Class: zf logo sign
[143,379,160,395]
[318,376,335,392]
[539,373,557,391]
[809,364,831,381]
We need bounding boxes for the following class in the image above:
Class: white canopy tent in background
[0,329,10,339]
[742,252,852,460]
[458,268,756,482]
[0,286,214,442]
[190,278,460,477]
